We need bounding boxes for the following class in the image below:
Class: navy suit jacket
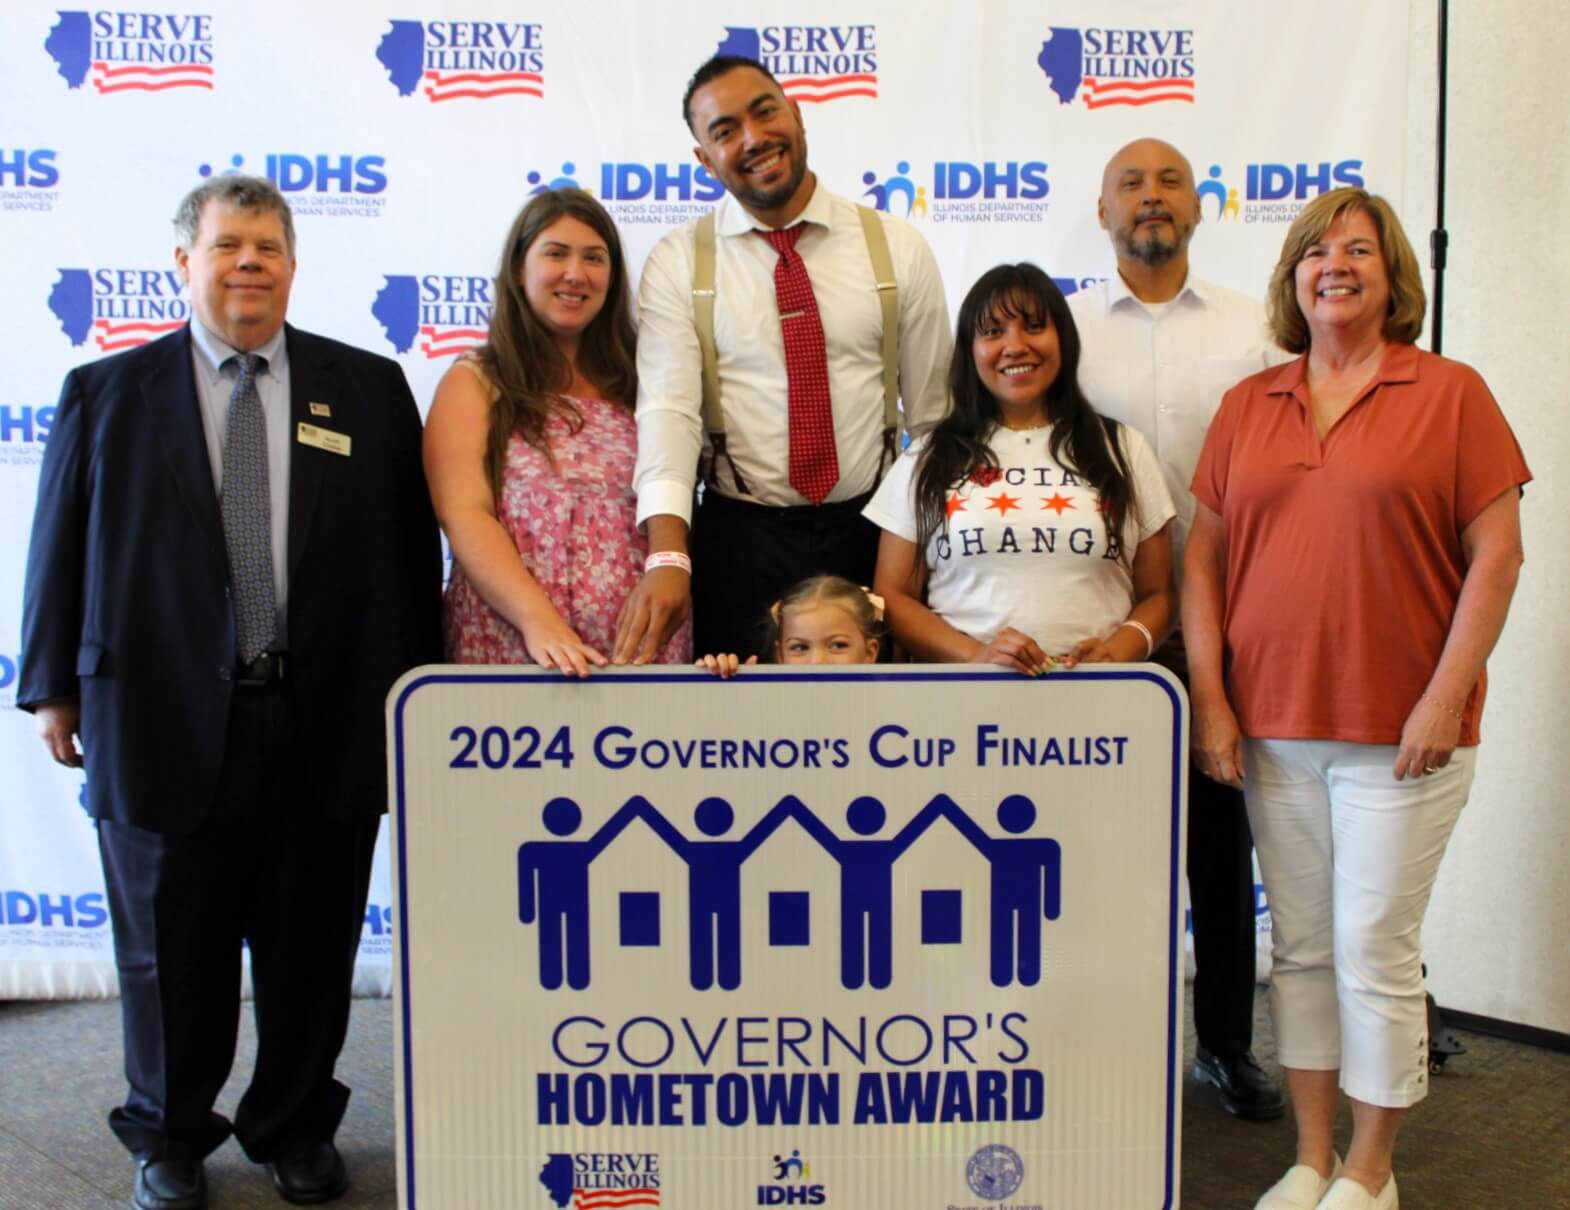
[19,323,444,834]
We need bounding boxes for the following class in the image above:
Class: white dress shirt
[633,183,952,526]
[189,319,291,640]
[1068,272,1290,579]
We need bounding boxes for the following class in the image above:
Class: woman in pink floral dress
[424,189,690,672]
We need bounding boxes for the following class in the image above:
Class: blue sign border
[390,666,1186,1209]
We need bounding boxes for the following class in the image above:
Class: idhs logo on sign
[198,152,388,219]
[1,150,60,212]
[1198,160,1365,224]
[863,161,1050,225]
[594,160,724,226]
[758,1148,824,1205]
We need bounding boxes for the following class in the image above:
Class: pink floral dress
[442,384,691,665]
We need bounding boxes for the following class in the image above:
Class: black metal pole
[1430,0,1449,354]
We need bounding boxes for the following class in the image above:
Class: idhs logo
[863,161,1049,225]
[758,1148,824,1205]
[1198,161,1365,224]
[197,152,386,195]
[1,406,57,444]
[0,149,60,189]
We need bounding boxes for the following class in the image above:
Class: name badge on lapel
[297,421,351,457]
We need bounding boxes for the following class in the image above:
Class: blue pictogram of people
[517,792,1062,992]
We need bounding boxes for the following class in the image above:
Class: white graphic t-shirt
[864,423,1176,654]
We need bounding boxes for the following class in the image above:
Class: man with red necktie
[614,55,952,661]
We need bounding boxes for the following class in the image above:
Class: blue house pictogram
[516,792,1062,991]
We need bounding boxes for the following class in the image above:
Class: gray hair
[172,174,296,255]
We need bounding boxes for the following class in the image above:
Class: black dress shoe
[1193,1046,1286,1120]
[266,1141,349,1205]
[132,1157,207,1210]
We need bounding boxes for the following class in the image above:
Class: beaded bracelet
[1420,692,1464,721]
[644,551,692,574]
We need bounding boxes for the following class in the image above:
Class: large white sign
[389,665,1188,1209]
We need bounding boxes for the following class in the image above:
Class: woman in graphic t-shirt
[864,263,1176,673]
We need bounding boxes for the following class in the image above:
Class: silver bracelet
[1117,618,1155,660]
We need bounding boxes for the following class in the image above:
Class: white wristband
[1117,618,1155,660]
[644,550,692,575]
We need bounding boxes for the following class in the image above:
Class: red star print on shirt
[1042,492,1076,515]
[945,493,968,518]
[986,492,1022,515]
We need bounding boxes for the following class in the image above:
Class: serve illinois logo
[48,267,189,351]
[712,22,878,103]
[1036,25,1194,109]
[538,1152,660,1209]
[44,11,214,94]
[376,17,544,101]
[372,272,492,359]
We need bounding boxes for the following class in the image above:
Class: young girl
[864,263,1177,675]
[698,575,884,676]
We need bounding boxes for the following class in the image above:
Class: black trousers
[1160,642,1260,1057]
[1187,752,1261,1056]
[97,683,380,1164]
[690,489,881,658]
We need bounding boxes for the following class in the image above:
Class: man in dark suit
[19,175,442,1209]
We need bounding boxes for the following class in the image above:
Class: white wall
[1406,1,1570,1034]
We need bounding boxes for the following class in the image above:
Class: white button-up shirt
[1068,272,1290,580]
[633,184,952,526]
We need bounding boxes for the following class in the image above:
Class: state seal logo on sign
[966,1143,1024,1201]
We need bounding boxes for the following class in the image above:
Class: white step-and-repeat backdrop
[0,0,1411,998]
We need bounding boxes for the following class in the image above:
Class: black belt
[700,488,875,523]
[236,651,288,688]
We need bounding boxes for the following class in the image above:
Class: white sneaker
[1255,1154,1344,1210]
[1316,1173,1398,1210]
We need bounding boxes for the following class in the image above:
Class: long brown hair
[914,264,1134,559]
[477,188,637,499]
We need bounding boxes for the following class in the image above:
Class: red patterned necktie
[760,225,838,505]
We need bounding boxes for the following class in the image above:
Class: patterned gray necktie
[221,352,276,665]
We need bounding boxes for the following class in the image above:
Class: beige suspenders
[692,205,902,495]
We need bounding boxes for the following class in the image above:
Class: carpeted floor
[1,989,1565,1208]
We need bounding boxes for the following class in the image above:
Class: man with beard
[1069,138,1289,1122]
[613,55,951,661]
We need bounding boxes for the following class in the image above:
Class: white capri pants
[1242,738,1475,1108]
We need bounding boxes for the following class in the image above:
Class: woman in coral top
[1184,189,1529,1210]
[424,188,690,673]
